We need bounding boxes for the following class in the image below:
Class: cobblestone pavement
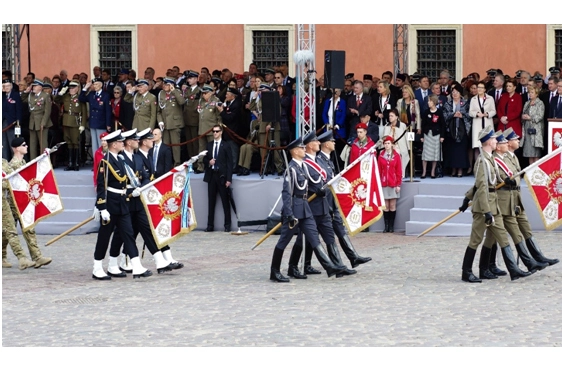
[2,229,561,347]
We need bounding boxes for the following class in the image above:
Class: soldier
[55,80,88,171]
[157,77,186,166]
[20,79,52,159]
[269,136,345,282]
[181,70,202,167]
[79,78,112,153]
[197,84,223,173]
[7,137,52,268]
[2,158,36,270]
[256,83,284,175]
[124,79,157,132]
[459,126,531,282]
[92,129,152,280]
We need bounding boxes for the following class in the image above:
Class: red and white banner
[7,155,64,231]
[524,149,562,231]
[330,150,385,235]
[140,166,197,248]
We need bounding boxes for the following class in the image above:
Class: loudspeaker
[261,91,280,122]
[324,50,345,89]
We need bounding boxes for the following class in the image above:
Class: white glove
[158,122,165,130]
[92,208,100,222]
[334,125,340,130]
[58,86,68,96]
[132,188,141,197]
[101,209,110,222]
[79,126,85,134]
[43,148,51,155]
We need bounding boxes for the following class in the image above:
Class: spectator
[443,84,471,177]
[497,78,523,138]
[377,109,409,177]
[378,135,402,233]
[521,85,545,164]
[420,95,446,179]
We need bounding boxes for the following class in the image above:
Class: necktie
[551,93,555,104]
[356,96,360,107]
[423,90,426,100]
[213,142,219,169]
[496,91,500,102]
[153,145,158,170]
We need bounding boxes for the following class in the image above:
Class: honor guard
[196,84,223,173]
[21,79,52,159]
[124,79,157,132]
[459,126,531,282]
[157,77,186,166]
[55,80,88,171]
[269,137,345,282]
[92,130,152,280]
[181,70,202,166]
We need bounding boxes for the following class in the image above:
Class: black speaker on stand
[324,50,346,89]
[261,91,280,122]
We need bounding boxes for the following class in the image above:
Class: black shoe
[242,168,250,176]
[92,274,111,281]
[169,262,184,270]
[133,270,153,279]
[462,270,482,283]
[525,237,559,266]
[270,270,290,282]
[287,264,307,279]
[64,164,74,171]
[479,269,498,280]
[490,266,507,276]
[462,247,481,283]
[157,264,173,274]
[224,226,231,232]
[304,265,322,275]
[194,169,204,174]
[107,271,127,278]
[500,245,532,281]
[119,267,133,274]
[420,174,426,179]
[351,256,372,268]
[205,226,214,232]
[336,268,357,278]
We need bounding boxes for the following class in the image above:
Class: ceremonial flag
[140,165,197,248]
[6,154,64,231]
[330,150,385,235]
[524,149,562,230]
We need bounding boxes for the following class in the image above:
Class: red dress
[350,137,375,163]
[496,92,522,137]
[93,147,105,188]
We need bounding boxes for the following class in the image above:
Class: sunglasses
[19,143,28,147]
[212,130,222,133]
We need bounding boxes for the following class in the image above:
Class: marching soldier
[55,80,88,171]
[459,125,531,282]
[269,136,345,282]
[157,77,185,166]
[196,84,223,173]
[2,158,36,270]
[92,129,152,280]
[124,79,157,132]
[7,137,53,268]
[21,79,52,159]
[181,70,201,166]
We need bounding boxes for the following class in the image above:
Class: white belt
[126,185,135,189]
[107,187,127,195]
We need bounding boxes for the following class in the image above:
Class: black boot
[488,243,507,276]
[500,245,532,281]
[73,149,80,171]
[388,211,396,233]
[287,244,306,279]
[462,247,482,283]
[525,237,559,266]
[326,243,356,278]
[338,234,372,268]
[383,212,390,233]
[515,241,548,273]
[479,246,497,279]
[64,149,74,171]
[304,243,321,274]
[270,248,289,282]
[312,244,345,278]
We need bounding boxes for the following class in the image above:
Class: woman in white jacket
[468,82,495,172]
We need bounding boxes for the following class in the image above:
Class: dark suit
[203,139,233,230]
[150,141,173,178]
[283,76,296,95]
[2,90,22,160]
[551,95,562,119]
[79,90,111,130]
[346,93,373,135]
[102,80,115,96]
[415,88,430,113]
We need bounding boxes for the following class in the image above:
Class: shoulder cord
[303,162,322,184]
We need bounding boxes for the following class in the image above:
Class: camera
[217,102,223,106]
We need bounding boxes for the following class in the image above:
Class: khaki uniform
[467,150,509,249]
[8,157,45,261]
[157,89,185,166]
[2,159,28,262]
[507,151,533,239]
[124,91,157,131]
[21,91,52,159]
[182,85,201,160]
[197,95,222,170]
[55,92,89,148]
[256,97,283,173]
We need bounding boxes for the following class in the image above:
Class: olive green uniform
[182,85,201,161]
[55,92,89,148]
[21,91,52,159]
[506,151,533,238]
[197,95,222,170]
[124,91,157,131]
[157,89,185,166]
[2,159,29,264]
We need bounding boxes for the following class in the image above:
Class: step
[405,221,472,237]
[60,197,96,209]
[44,209,94,223]
[409,208,473,224]
[417,181,473,196]
[413,195,464,209]
[21,220,99,236]
[53,169,96,185]
[58,184,96,198]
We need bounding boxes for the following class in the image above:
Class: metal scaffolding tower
[393,24,408,77]
[294,24,316,138]
[3,24,29,82]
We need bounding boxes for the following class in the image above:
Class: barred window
[98,31,132,79]
[556,29,562,68]
[2,31,10,72]
[417,29,457,83]
[252,30,288,73]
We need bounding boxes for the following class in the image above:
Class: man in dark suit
[551,80,562,119]
[414,75,430,113]
[203,124,233,232]
[218,87,242,171]
[101,69,115,96]
[516,71,531,105]
[150,128,173,178]
[346,80,372,138]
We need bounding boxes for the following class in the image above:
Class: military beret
[226,87,239,95]
[264,68,275,75]
[478,125,496,143]
[356,122,368,131]
[302,131,318,145]
[363,74,373,81]
[11,137,26,148]
[99,131,109,140]
[122,128,139,140]
[235,74,245,80]
[383,135,394,143]
[118,69,130,75]
[137,79,149,86]
[549,66,560,74]
[137,128,154,141]
[504,127,519,141]
[318,131,334,143]
[201,84,214,93]
[163,77,175,85]
[396,73,407,81]
[69,80,80,87]
[31,79,43,87]
[104,130,125,143]
[495,130,507,144]
[286,137,305,151]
